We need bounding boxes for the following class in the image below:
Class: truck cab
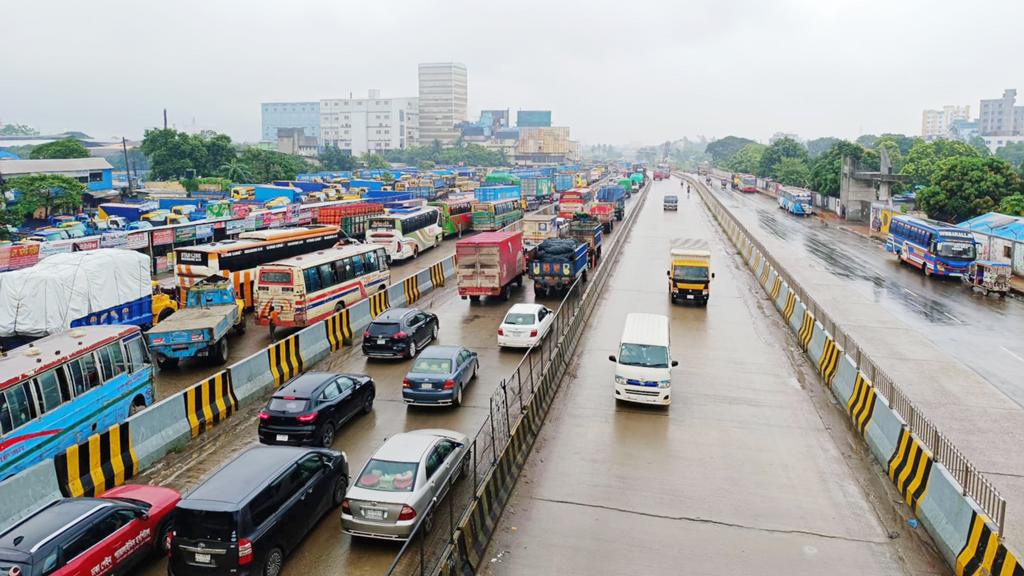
[668,239,713,306]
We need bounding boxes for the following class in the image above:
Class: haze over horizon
[4,0,1022,146]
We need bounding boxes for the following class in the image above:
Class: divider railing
[684,172,1007,533]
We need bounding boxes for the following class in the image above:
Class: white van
[608,313,677,405]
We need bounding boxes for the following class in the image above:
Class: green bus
[429,197,474,237]
[471,198,523,231]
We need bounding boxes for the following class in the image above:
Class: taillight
[341,499,351,514]
[530,329,538,337]
[497,328,504,336]
[443,379,455,390]
[297,412,318,423]
[238,538,253,565]
[258,410,270,420]
[363,331,370,338]
[398,505,417,521]
[402,378,411,388]
[395,331,408,339]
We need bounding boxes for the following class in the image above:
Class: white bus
[365,207,444,262]
[253,244,391,328]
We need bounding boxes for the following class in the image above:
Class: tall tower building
[418,62,467,145]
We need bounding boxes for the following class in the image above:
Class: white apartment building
[418,62,467,145]
[319,90,419,155]
[921,105,971,141]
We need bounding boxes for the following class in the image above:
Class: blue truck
[529,238,590,297]
[254,185,301,204]
[98,201,159,223]
[144,278,244,369]
[596,185,626,221]
[566,214,603,266]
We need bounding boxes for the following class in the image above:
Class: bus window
[352,254,365,276]
[79,354,102,390]
[318,264,336,289]
[68,359,88,396]
[304,267,322,292]
[365,250,379,273]
[126,338,147,372]
[35,370,64,413]
[0,393,10,433]
[96,346,115,381]
[106,343,126,375]
[333,258,353,282]
[4,386,32,431]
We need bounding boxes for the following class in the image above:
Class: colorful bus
[430,197,474,237]
[174,225,341,307]
[885,216,977,277]
[0,325,153,480]
[365,207,444,262]
[739,175,758,193]
[778,188,813,216]
[471,199,523,231]
[254,244,391,328]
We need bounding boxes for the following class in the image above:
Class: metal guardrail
[386,180,650,575]
[687,172,1008,533]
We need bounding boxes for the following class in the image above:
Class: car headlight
[702,289,709,295]
[658,380,671,389]
[614,375,625,385]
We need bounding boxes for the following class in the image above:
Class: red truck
[315,202,384,238]
[456,231,526,302]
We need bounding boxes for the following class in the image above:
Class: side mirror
[665,270,670,277]
[322,460,334,471]
[711,272,716,279]
[608,355,617,362]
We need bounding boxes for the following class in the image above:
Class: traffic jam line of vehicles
[0,163,652,576]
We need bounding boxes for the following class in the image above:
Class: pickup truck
[529,238,589,297]
[456,231,526,302]
[565,214,603,267]
[145,277,244,368]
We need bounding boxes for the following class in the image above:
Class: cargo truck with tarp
[596,185,626,221]
[529,238,589,297]
[565,213,603,267]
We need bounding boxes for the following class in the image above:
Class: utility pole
[163,109,168,130]
[121,137,133,197]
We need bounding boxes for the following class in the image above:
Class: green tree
[996,142,1024,168]
[218,160,253,182]
[998,194,1024,216]
[917,156,1021,223]
[317,145,355,171]
[29,138,90,159]
[856,134,879,148]
[361,153,390,169]
[968,136,991,157]
[419,160,436,169]
[725,143,766,174]
[236,147,310,182]
[202,134,236,175]
[705,136,757,165]
[758,137,807,178]
[1,174,86,225]
[104,149,150,172]
[874,137,904,173]
[141,128,209,180]
[806,137,841,159]
[901,140,979,187]
[773,157,812,187]
[808,140,869,197]
[0,124,39,136]
[878,133,920,156]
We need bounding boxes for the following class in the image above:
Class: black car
[169,446,348,576]
[361,307,439,359]
[258,372,375,447]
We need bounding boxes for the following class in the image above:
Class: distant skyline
[4,0,1023,147]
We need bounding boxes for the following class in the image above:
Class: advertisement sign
[155,255,171,273]
[297,207,314,225]
[195,224,214,239]
[38,240,75,258]
[244,217,258,231]
[174,226,196,243]
[100,232,128,249]
[74,238,101,251]
[8,243,41,269]
[126,232,149,250]
[261,211,286,228]
[231,203,253,219]
[226,220,246,235]
[152,229,174,246]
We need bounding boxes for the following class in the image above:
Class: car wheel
[471,362,478,380]
[454,385,463,407]
[262,547,284,576]
[431,323,438,342]
[332,474,349,506]
[362,391,375,414]
[413,246,420,259]
[153,519,172,557]
[319,423,335,447]
[408,340,417,359]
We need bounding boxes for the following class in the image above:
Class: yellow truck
[668,238,713,306]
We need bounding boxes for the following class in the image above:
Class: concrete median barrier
[268,333,303,388]
[184,371,238,439]
[348,297,374,335]
[789,299,806,334]
[325,308,353,350]
[773,278,788,311]
[818,336,841,387]
[296,322,330,367]
[53,422,137,498]
[861,384,905,466]
[229,349,275,404]
[132,395,191,469]
[887,428,934,515]
[831,354,858,406]
[0,461,62,532]
[806,321,827,368]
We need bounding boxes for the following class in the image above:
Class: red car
[0,485,180,576]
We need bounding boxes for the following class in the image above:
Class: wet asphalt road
[481,178,946,575]
[137,187,637,576]
[702,183,1024,408]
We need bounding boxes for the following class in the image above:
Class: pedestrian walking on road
[268,305,279,342]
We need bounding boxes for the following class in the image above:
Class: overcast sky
[4,0,1022,146]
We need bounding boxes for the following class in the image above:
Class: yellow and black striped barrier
[759,263,770,286]
[782,292,797,321]
[846,373,877,436]
[326,308,352,350]
[770,276,782,300]
[956,512,1021,576]
[184,371,237,438]
[430,261,445,287]
[887,428,933,513]
[54,422,137,497]
[818,337,841,386]
[269,334,304,388]
[369,290,390,318]
[403,276,421,305]
[798,311,814,350]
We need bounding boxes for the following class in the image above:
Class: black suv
[361,307,439,359]
[258,372,375,447]
[169,446,349,576]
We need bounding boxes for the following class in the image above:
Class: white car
[497,303,555,348]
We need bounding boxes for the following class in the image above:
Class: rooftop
[959,211,1024,241]
[181,446,314,509]
[0,158,113,175]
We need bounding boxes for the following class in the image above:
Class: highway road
[481,178,946,575]
[704,182,1024,409]
[136,186,641,576]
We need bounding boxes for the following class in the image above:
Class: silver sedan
[341,428,470,540]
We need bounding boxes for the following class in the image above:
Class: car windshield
[503,313,536,325]
[411,358,452,374]
[674,266,708,282]
[367,322,400,337]
[936,241,976,260]
[618,343,670,368]
[268,397,309,413]
[174,509,236,541]
[356,459,417,492]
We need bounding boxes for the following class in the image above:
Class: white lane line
[942,312,962,324]
[902,288,919,297]
[1002,346,1024,364]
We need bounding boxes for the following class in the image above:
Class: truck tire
[581,269,588,283]
[502,284,511,301]
[515,274,523,288]
[157,308,174,324]
[469,295,480,303]
[234,316,246,335]
[157,356,179,370]
[211,339,229,365]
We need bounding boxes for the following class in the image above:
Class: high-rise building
[418,63,467,145]
[921,105,971,141]
[979,89,1020,137]
[319,91,418,156]
[260,102,321,143]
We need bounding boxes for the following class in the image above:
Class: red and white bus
[253,244,391,328]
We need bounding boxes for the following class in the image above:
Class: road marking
[942,312,962,324]
[1002,346,1024,364]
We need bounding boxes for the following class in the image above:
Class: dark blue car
[401,345,478,407]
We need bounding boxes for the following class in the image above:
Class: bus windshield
[935,240,976,260]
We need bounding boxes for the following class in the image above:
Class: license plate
[378,338,386,345]
[364,508,385,520]
[420,383,433,390]
[195,553,211,564]
[276,434,288,442]
[686,295,694,299]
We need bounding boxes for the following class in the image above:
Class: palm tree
[219,160,252,183]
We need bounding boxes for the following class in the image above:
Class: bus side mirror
[671,360,679,367]
[608,355,616,362]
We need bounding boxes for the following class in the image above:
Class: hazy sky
[4,0,1022,146]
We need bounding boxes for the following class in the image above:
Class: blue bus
[778,188,813,216]
[885,215,977,277]
[0,325,154,480]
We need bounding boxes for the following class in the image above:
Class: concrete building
[319,90,419,156]
[921,105,971,141]
[515,127,578,164]
[275,128,320,158]
[982,135,1024,154]
[517,110,551,128]
[0,158,116,201]
[979,89,1023,137]
[418,62,467,145]
[260,101,320,143]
